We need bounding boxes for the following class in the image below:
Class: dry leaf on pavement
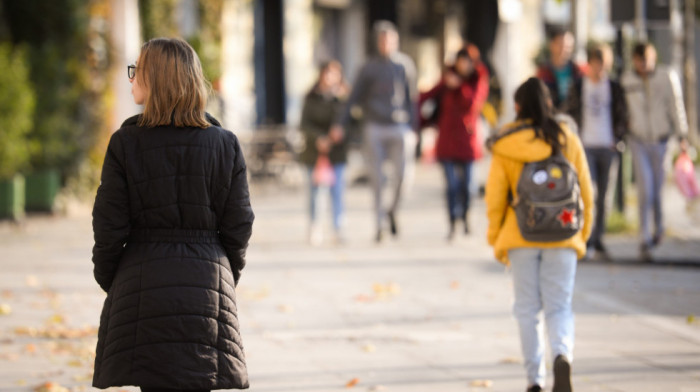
[499,356,522,364]
[469,379,493,388]
[0,303,12,315]
[34,382,70,392]
[362,344,376,353]
[25,343,37,354]
[277,304,294,313]
[25,275,40,287]
[345,378,360,388]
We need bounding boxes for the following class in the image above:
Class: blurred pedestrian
[299,60,349,245]
[537,27,586,111]
[621,42,688,261]
[332,20,417,242]
[485,78,593,392]
[564,43,629,260]
[419,45,489,239]
[91,38,254,391]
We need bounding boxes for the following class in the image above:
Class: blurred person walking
[332,20,417,242]
[419,45,489,239]
[621,42,688,261]
[91,38,254,391]
[564,43,629,260]
[537,27,586,111]
[299,60,349,245]
[486,78,593,392]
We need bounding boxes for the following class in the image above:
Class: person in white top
[564,43,629,260]
[620,42,688,261]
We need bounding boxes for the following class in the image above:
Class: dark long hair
[514,77,565,153]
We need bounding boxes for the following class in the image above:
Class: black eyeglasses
[127,64,137,79]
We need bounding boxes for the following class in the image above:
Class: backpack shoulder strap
[486,122,532,150]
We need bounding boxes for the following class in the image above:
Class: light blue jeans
[509,248,577,387]
[629,139,667,245]
[308,164,346,231]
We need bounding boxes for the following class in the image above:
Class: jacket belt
[128,228,220,243]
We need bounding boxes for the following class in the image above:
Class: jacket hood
[488,121,553,163]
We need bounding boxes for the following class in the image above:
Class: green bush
[2,0,113,186]
[0,44,35,179]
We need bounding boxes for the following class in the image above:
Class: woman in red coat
[420,46,490,239]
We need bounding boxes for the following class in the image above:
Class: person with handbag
[419,45,489,239]
[91,38,254,391]
[621,42,688,261]
[298,60,349,245]
[485,77,593,392]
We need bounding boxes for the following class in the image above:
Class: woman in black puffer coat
[91,38,254,392]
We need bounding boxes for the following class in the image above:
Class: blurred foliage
[139,0,222,82]
[0,44,35,179]
[606,210,636,234]
[0,0,113,185]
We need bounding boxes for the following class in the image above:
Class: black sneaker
[553,354,572,392]
[387,211,398,236]
[651,232,663,247]
[640,243,653,263]
[526,385,542,392]
[594,242,612,261]
[447,219,456,242]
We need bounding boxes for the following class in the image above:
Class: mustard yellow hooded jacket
[485,121,594,265]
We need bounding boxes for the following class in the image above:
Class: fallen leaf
[345,378,360,388]
[362,344,376,353]
[1,290,13,299]
[34,382,70,392]
[499,356,522,364]
[25,275,40,287]
[687,314,696,324]
[469,379,493,388]
[354,294,374,303]
[387,282,401,295]
[277,305,294,314]
[0,303,11,315]
[67,359,82,367]
[46,314,66,325]
[25,343,37,354]
[16,379,27,386]
[450,281,460,290]
[0,353,19,361]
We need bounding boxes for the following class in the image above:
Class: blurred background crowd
[0,0,698,223]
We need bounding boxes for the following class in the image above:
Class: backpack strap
[485,122,532,151]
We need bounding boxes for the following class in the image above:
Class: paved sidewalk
[0,163,699,392]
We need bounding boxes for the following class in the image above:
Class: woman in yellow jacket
[486,78,593,392]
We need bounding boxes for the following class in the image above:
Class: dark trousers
[441,160,474,221]
[585,147,619,247]
[141,388,210,392]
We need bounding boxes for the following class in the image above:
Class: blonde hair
[136,38,211,128]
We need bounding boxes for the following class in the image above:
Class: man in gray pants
[621,42,688,261]
[333,20,417,242]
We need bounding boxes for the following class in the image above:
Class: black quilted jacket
[91,114,254,389]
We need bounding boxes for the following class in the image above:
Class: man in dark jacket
[564,43,629,259]
[537,27,586,111]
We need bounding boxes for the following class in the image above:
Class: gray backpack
[491,125,583,242]
[513,152,582,242]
